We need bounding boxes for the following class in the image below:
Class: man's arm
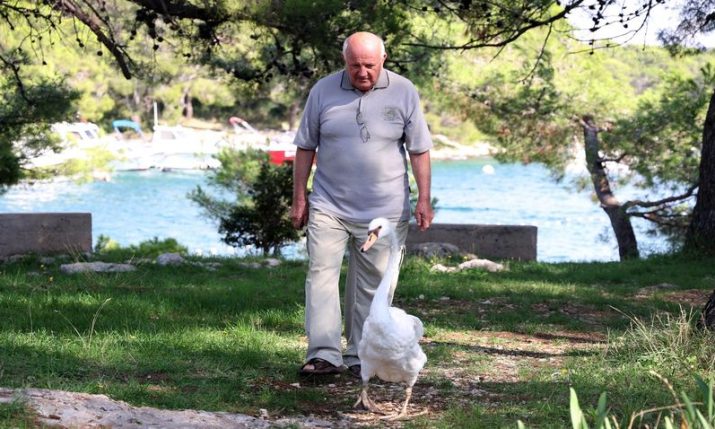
[291,147,316,229]
[409,150,434,231]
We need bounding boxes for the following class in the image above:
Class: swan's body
[354,218,427,419]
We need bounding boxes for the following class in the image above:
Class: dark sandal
[348,364,361,379]
[299,358,344,376]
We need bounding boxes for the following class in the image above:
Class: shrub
[219,161,298,256]
[190,147,300,256]
[94,235,187,259]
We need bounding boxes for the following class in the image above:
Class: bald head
[342,32,387,92]
[342,32,386,57]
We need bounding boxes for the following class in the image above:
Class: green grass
[1,251,715,427]
[0,401,38,428]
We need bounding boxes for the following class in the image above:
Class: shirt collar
[340,69,390,91]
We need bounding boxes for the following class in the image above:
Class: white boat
[28,122,107,169]
[26,120,296,175]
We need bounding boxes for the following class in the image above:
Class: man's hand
[291,199,309,230]
[414,198,434,231]
[291,148,316,230]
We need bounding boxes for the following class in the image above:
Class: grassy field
[1,248,715,428]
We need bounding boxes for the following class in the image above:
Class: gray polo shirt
[293,68,432,222]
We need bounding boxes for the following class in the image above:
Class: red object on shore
[268,149,294,165]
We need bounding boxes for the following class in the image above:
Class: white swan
[354,217,427,420]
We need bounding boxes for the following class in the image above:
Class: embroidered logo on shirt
[382,106,400,121]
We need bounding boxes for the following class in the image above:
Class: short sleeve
[293,86,321,150]
[403,86,432,154]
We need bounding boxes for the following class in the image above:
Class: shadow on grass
[426,340,598,359]
[0,337,313,413]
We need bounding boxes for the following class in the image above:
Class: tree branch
[403,1,583,50]
[0,51,29,102]
[53,0,133,79]
[623,184,698,210]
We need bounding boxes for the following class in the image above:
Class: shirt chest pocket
[371,106,405,141]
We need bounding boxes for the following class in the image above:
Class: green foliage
[95,235,188,259]
[94,235,121,253]
[607,308,715,379]
[188,148,267,221]
[189,148,298,256]
[468,51,574,169]
[219,161,298,256]
[604,64,715,188]
[0,77,78,190]
[520,377,715,429]
[0,401,35,428]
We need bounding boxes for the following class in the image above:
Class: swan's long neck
[369,230,402,319]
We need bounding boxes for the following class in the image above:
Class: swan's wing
[410,314,424,339]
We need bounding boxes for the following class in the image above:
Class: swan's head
[360,217,393,253]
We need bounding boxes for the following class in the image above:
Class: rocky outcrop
[60,262,137,274]
[0,387,340,429]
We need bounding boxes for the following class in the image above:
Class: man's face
[344,40,385,92]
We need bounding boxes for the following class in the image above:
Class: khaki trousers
[304,209,408,368]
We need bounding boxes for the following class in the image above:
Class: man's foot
[348,364,361,378]
[299,358,344,376]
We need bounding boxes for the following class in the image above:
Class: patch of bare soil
[635,286,712,309]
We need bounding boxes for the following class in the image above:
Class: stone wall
[407,223,537,261]
[0,213,92,257]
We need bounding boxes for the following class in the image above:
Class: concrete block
[407,223,537,261]
[0,213,92,257]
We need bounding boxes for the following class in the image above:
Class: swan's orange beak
[360,227,381,252]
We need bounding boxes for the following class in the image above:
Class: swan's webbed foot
[353,386,384,414]
[379,385,427,421]
[380,409,429,421]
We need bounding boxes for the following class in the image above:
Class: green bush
[190,147,300,257]
[218,161,298,256]
[94,235,188,259]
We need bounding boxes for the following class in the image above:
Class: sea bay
[0,158,669,262]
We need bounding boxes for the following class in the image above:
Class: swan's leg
[354,381,384,414]
[399,386,413,417]
[382,386,426,421]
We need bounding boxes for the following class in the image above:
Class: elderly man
[291,31,433,376]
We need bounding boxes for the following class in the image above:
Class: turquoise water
[0,159,669,262]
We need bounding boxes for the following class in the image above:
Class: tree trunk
[697,289,715,330]
[288,101,299,130]
[685,90,715,255]
[182,87,193,119]
[581,116,639,260]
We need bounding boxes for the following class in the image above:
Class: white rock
[156,253,185,266]
[240,262,262,269]
[430,258,505,273]
[458,258,505,272]
[263,258,282,267]
[60,262,136,274]
[430,263,458,273]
